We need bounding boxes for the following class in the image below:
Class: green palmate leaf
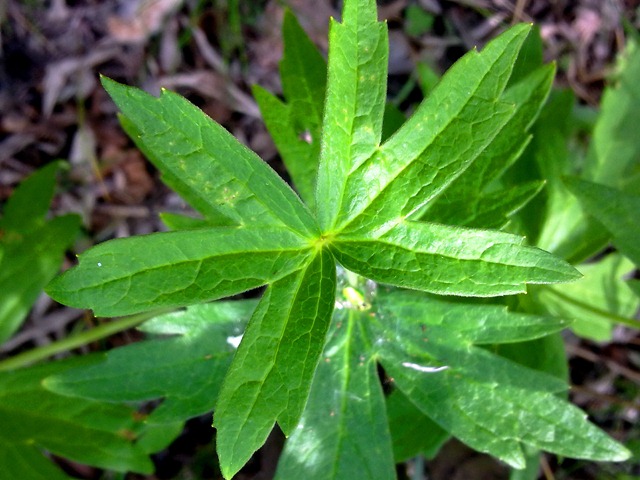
[44,301,256,423]
[565,177,640,267]
[315,0,388,231]
[100,76,318,237]
[328,24,531,236]
[275,307,395,480]
[46,226,312,316]
[0,162,81,343]
[532,254,639,341]
[214,249,336,479]
[331,221,580,297]
[0,358,154,478]
[41,1,602,476]
[370,290,630,468]
[253,9,326,206]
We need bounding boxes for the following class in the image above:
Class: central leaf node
[313,233,335,250]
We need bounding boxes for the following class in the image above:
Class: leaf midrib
[128,91,317,236]
[227,268,308,460]
[334,39,522,234]
[324,13,377,233]
[73,248,312,294]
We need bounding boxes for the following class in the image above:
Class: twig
[566,343,640,385]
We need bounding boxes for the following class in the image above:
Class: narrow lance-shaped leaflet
[214,249,336,480]
[315,0,388,231]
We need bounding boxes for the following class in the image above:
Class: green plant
[1,0,637,478]
[0,165,172,479]
[0,162,81,344]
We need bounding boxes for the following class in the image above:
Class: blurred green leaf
[0,162,60,233]
[44,301,256,423]
[0,163,81,344]
[565,178,640,268]
[0,358,154,478]
[404,5,434,37]
[585,39,640,186]
[524,38,640,262]
[532,254,639,341]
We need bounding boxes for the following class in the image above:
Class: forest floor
[1,1,639,479]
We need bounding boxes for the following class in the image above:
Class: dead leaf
[107,0,184,44]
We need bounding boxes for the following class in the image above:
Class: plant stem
[0,309,171,371]
[410,455,425,480]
